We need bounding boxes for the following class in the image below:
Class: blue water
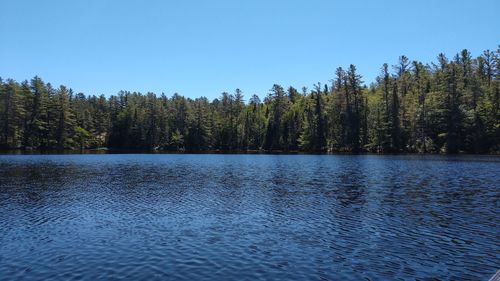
[0,154,498,280]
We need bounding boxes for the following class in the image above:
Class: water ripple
[0,154,498,280]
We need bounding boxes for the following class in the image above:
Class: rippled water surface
[0,154,498,280]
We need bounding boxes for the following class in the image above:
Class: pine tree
[53,85,75,149]
[0,79,25,148]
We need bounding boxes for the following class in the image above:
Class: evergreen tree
[0,47,497,153]
[0,79,25,148]
[53,85,75,149]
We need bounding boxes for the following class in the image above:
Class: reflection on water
[0,154,498,280]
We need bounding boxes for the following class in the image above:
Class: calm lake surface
[0,154,498,280]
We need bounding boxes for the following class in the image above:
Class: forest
[0,48,498,153]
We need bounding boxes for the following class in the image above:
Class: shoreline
[0,148,498,156]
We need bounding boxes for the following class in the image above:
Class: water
[0,154,498,280]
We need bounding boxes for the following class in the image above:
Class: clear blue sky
[1,0,498,100]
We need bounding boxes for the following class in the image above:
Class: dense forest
[1,48,498,153]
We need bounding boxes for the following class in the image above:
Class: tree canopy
[1,48,498,153]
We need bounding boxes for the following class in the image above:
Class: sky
[0,0,499,100]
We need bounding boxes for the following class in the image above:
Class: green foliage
[74,126,91,150]
[0,47,498,153]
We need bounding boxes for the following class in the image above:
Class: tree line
[1,48,498,153]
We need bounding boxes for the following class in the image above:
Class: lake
[0,154,498,280]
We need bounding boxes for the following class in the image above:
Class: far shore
[0,148,498,155]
